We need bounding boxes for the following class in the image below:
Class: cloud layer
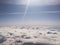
[0,0,60,5]
[30,0,60,5]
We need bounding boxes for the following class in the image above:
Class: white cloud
[0,0,60,5]
[13,0,60,5]
[12,0,60,5]
[29,0,60,5]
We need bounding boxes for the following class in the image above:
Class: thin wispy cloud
[0,0,60,5]
[0,11,60,15]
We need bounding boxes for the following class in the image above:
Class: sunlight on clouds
[15,0,60,5]
[0,0,59,5]
[29,0,60,6]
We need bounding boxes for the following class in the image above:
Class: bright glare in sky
[30,0,41,5]
[22,0,60,6]
[25,0,42,6]
[2,0,59,5]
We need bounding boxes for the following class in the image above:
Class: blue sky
[0,0,60,24]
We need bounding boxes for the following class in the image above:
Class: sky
[0,0,60,5]
[0,0,60,24]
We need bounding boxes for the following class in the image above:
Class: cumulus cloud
[0,0,60,5]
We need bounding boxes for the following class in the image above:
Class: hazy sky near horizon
[0,0,60,24]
